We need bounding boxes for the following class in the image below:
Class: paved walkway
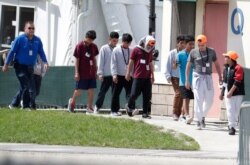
[0,114,239,165]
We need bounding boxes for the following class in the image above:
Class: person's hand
[74,72,80,81]
[219,94,224,100]
[44,63,49,71]
[98,75,103,81]
[151,76,155,84]
[167,77,171,83]
[2,64,8,72]
[185,82,190,90]
[113,75,118,84]
[227,92,233,98]
[125,73,131,81]
[219,76,223,85]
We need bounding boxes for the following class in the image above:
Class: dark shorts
[180,86,194,99]
[75,79,96,90]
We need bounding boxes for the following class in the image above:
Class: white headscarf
[136,35,155,53]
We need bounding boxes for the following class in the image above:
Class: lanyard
[199,48,209,66]
[121,46,129,65]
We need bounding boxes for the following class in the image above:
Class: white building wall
[227,1,248,68]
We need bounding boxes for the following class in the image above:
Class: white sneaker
[68,98,75,113]
[196,121,202,130]
[132,109,139,116]
[186,116,193,124]
[86,106,94,114]
[8,105,14,110]
[179,116,186,123]
[110,112,122,116]
[93,105,99,114]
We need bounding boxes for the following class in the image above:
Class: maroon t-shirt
[73,41,99,79]
[130,47,153,78]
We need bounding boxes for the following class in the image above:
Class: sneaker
[229,127,236,135]
[125,104,133,117]
[186,116,193,124]
[132,109,140,116]
[142,114,151,119]
[201,117,206,128]
[68,98,75,113]
[196,121,202,130]
[86,106,94,114]
[93,105,99,114]
[179,116,186,123]
[172,114,179,121]
[8,104,15,110]
[110,112,122,116]
[20,100,23,108]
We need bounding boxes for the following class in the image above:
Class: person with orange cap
[185,34,222,130]
[219,51,245,135]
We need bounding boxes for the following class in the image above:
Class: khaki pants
[171,77,183,117]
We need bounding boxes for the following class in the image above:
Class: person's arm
[97,47,105,81]
[2,37,20,72]
[74,58,80,81]
[185,61,192,89]
[111,49,118,83]
[227,65,244,98]
[125,59,134,81]
[38,39,49,71]
[214,59,222,84]
[150,61,155,84]
[164,51,173,83]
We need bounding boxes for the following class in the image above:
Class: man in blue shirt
[2,21,48,110]
[177,35,195,124]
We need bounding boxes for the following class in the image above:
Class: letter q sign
[231,8,244,35]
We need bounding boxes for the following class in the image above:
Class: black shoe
[142,114,151,119]
[125,104,133,117]
[229,127,236,135]
[201,117,206,128]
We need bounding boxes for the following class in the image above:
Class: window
[170,1,196,49]
[0,5,34,49]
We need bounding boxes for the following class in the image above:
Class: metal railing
[238,101,250,165]
[0,49,9,66]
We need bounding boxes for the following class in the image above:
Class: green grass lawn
[0,109,199,150]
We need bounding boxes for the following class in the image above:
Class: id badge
[146,65,150,71]
[29,50,33,56]
[85,52,90,58]
[140,59,146,64]
[206,63,210,67]
[202,67,206,73]
[90,60,93,66]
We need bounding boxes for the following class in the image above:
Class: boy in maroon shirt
[68,30,99,113]
[125,35,155,118]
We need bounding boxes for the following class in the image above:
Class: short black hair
[185,35,195,43]
[85,30,96,40]
[110,31,119,39]
[176,34,185,43]
[122,33,133,43]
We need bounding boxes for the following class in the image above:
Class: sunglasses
[28,27,35,30]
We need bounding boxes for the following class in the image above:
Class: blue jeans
[11,62,36,109]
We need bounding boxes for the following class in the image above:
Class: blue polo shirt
[177,50,193,86]
[5,34,47,66]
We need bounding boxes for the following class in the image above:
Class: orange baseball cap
[223,51,239,61]
[196,34,207,44]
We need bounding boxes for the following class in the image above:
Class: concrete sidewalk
[0,115,238,165]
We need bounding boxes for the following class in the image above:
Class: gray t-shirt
[188,47,217,74]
